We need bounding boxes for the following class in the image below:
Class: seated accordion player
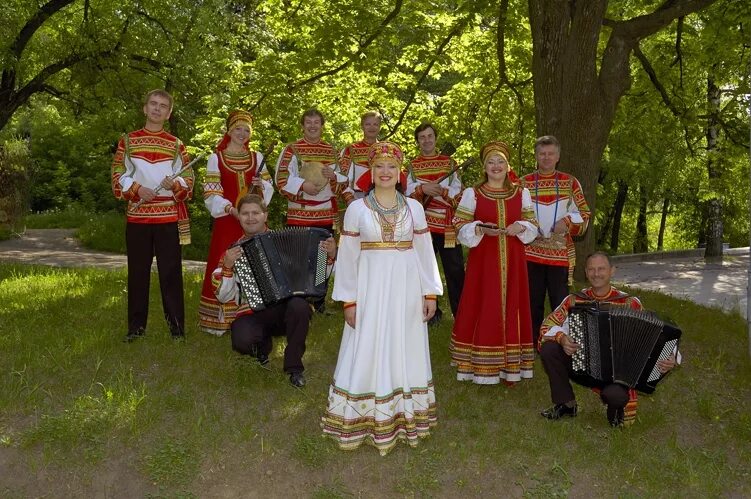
[231,227,332,312]
[566,304,681,394]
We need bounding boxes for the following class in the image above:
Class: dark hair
[300,108,325,126]
[144,89,173,109]
[534,135,560,153]
[414,122,438,143]
[236,193,268,212]
[585,251,613,267]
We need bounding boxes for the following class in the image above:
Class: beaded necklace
[364,190,411,246]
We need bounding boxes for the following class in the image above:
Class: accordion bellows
[567,305,681,394]
[233,227,331,312]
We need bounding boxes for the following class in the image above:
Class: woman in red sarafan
[198,110,274,336]
[450,141,538,385]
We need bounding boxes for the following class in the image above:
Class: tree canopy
[1,0,747,259]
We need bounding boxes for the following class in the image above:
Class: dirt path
[1,229,747,317]
[0,228,206,272]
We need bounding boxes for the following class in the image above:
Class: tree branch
[10,0,76,60]
[291,0,403,89]
[670,16,684,89]
[633,44,680,117]
[385,19,468,138]
[603,0,716,40]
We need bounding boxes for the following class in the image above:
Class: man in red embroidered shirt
[522,135,590,347]
[339,111,382,200]
[111,89,194,342]
[274,108,353,229]
[406,123,464,325]
[538,252,680,427]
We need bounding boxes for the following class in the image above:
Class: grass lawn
[1,263,749,498]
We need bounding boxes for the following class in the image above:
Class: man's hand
[421,182,443,197]
[321,165,336,180]
[656,354,677,374]
[344,306,356,328]
[250,177,263,188]
[223,246,243,268]
[559,334,580,356]
[137,186,157,201]
[301,181,321,195]
[553,219,568,235]
[160,175,175,190]
[423,298,436,322]
[321,237,337,260]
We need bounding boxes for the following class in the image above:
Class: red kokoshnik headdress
[355,141,408,191]
[480,140,520,184]
[216,110,254,153]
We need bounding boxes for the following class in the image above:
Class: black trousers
[126,222,184,335]
[230,297,312,373]
[527,261,569,347]
[431,232,465,317]
[539,341,629,409]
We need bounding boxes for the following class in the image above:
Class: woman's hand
[475,223,504,237]
[423,298,437,322]
[505,222,525,236]
[344,306,356,328]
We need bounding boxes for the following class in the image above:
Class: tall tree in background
[527,0,717,276]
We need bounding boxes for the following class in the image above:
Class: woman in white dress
[322,141,443,455]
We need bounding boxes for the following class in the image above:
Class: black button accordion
[232,227,331,312]
[567,305,681,394]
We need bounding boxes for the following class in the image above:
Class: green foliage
[0,137,31,232]
[24,204,94,229]
[1,0,748,254]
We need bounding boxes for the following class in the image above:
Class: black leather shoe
[289,372,306,388]
[124,327,145,343]
[541,403,578,420]
[607,406,625,427]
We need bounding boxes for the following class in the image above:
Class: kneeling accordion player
[566,303,682,394]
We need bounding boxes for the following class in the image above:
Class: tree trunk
[657,196,670,251]
[704,73,723,258]
[527,0,719,278]
[610,180,628,252]
[633,183,649,253]
[597,203,615,246]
